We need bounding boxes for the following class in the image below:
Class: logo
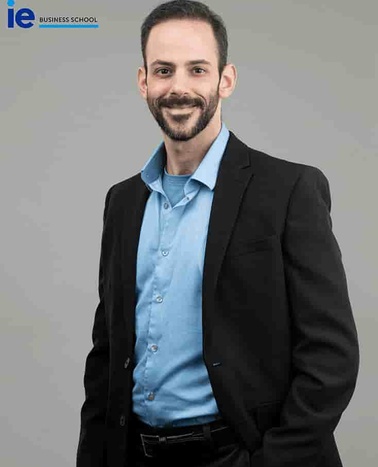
[6,1,99,29]
[7,0,35,29]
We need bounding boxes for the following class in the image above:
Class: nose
[168,70,190,96]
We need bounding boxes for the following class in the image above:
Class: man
[76,1,359,466]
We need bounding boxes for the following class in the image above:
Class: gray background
[0,0,376,466]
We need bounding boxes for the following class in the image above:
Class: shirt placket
[143,191,182,418]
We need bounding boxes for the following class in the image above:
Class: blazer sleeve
[252,167,359,467]
[76,187,113,467]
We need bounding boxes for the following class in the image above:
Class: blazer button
[120,415,126,427]
[124,357,130,369]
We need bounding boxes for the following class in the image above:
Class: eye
[193,67,206,74]
[155,68,171,75]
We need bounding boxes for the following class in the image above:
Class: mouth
[164,105,198,112]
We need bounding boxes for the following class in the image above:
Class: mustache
[157,96,204,109]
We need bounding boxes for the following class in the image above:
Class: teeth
[168,106,195,110]
[166,105,195,108]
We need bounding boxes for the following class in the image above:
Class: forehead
[145,19,218,65]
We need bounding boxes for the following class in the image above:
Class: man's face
[141,20,222,142]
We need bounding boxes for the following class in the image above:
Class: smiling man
[76,2,359,467]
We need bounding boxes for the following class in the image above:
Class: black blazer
[77,132,359,467]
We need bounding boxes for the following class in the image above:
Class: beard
[146,85,220,142]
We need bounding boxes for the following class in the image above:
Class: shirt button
[163,203,169,209]
[156,296,163,303]
[161,250,169,257]
[150,344,158,352]
[120,415,126,426]
[147,392,155,401]
[186,196,190,201]
[124,357,130,369]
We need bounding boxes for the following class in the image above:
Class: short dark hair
[141,0,228,75]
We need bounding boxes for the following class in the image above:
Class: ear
[137,66,148,100]
[218,63,237,99]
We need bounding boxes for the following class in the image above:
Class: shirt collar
[141,123,230,191]
[191,123,230,190]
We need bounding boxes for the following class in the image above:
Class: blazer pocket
[253,400,283,435]
[226,234,279,258]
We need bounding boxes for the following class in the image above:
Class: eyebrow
[150,59,212,67]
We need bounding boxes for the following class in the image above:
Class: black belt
[131,414,239,458]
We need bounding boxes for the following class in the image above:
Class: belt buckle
[140,434,157,458]
[140,431,199,458]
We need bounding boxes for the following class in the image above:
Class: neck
[163,116,222,176]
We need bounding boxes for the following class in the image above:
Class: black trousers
[129,439,251,467]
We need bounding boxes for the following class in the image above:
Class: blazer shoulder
[107,172,144,197]
[230,132,328,183]
[102,172,147,221]
[244,147,331,216]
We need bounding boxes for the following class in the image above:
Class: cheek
[147,80,171,97]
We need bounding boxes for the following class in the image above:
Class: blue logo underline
[39,24,99,29]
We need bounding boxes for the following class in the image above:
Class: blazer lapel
[121,179,150,346]
[202,132,254,313]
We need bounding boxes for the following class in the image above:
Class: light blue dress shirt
[132,123,230,427]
